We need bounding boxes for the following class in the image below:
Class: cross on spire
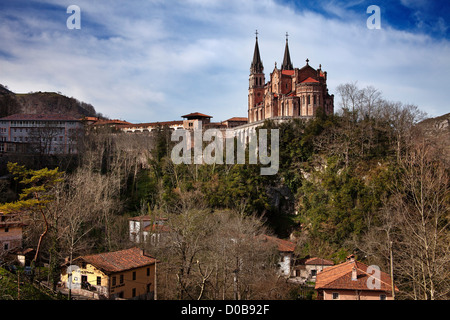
[255,29,258,39]
[281,32,293,70]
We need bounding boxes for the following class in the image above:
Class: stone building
[248,32,334,124]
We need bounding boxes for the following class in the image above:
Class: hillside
[416,112,450,162]
[0,84,98,119]
[0,267,57,300]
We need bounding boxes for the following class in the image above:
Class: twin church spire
[250,30,293,74]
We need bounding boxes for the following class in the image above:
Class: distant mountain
[0,84,98,119]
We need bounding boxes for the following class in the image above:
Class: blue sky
[0,0,449,123]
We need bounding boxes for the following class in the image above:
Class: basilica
[248,32,334,124]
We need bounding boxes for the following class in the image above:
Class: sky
[0,0,449,123]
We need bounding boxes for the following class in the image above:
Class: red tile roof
[93,119,132,125]
[304,257,334,266]
[0,113,80,121]
[300,77,319,83]
[315,259,397,292]
[225,117,248,122]
[181,112,213,119]
[119,121,184,129]
[261,235,296,252]
[75,247,157,274]
[281,70,295,76]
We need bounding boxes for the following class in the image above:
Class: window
[112,276,116,286]
[97,277,101,286]
[3,243,9,251]
[132,271,136,280]
[120,274,124,284]
[132,288,136,297]
[332,292,339,300]
[147,268,150,276]
[311,269,317,277]
[4,227,8,233]
[380,294,387,300]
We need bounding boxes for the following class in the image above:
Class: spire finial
[250,31,264,74]
[306,58,309,65]
[286,32,289,42]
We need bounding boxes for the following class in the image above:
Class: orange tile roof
[261,235,296,252]
[281,70,295,76]
[300,77,319,83]
[75,247,157,274]
[315,259,397,292]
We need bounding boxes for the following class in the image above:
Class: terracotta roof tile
[225,117,248,122]
[281,70,295,76]
[119,121,184,129]
[76,247,157,274]
[261,235,296,252]
[300,77,319,83]
[304,257,334,266]
[181,112,212,119]
[315,260,398,292]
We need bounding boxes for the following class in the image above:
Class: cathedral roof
[281,70,295,76]
[300,77,319,83]
[250,33,264,74]
[281,36,293,71]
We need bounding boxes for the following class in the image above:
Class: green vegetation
[0,83,448,300]
[0,267,58,300]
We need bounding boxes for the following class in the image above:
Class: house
[261,235,296,277]
[293,257,334,282]
[128,215,171,245]
[315,255,398,300]
[60,247,159,300]
[0,212,26,257]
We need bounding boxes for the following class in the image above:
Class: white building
[261,235,296,277]
[0,114,83,154]
[128,216,170,246]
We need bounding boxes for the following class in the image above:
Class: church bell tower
[248,30,265,122]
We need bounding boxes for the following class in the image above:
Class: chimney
[346,254,355,262]
[351,267,357,281]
